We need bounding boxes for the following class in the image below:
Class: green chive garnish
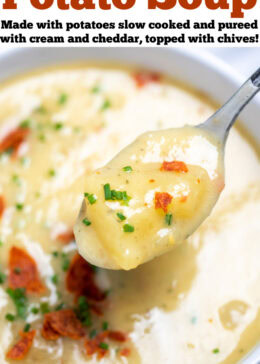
[85,193,97,205]
[102,321,109,330]
[212,348,220,354]
[61,253,70,272]
[165,213,173,226]
[38,134,46,142]
[6,288,28,319]
[58,93,68,105]
[52,251,59,258]
[55,303,65,311]
[31,307,39,314]
[5,313,15,322]
[15,203,24,211]
[104,184,112,200]
[89,329,97,338]
[100,99,111,111]
[54,122,63,130]
[91,85,101,94]
[40,302,50,314]
[117,212,126,221]
[0,271,6,284]
[24,323,31,332]
[123,224,134,233]
[48,169,56,177]
[122,166,133,172]
[99,342,109,350]
[12,174,21,186]
[19,119,31,129]
[82,218,91,227]
[51,274,58,285]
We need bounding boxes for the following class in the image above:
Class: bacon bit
[85,330,128,359]
[85,331,108,358]
[0,128,29,158]
[133,71,160,88]
[160,161,188,173]
[9,247,45,294]
[107,331,127,342]
[6,330,36,360]
[42,309,85,340]
[154,192,172,213]
[56,230,75,244]
[66,254,105,302]
[149,179,155,183]
[0,195,5,219]
[180,195,188,203]
[120,347,131,357]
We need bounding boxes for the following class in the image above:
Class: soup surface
[0,65,259,364]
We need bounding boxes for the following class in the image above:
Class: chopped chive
[19,119,31,129]
[104,184,112,200]
[212,348,220,354]
[61,253,70,272]
[85,193,97,205]
[121,191,131,206]
[0,241,3,247]
[48,169,56,177]
[100,99,111,111]
[122,166,133,172]
[6,288,28,319]
[5,313,15,322]
[40,302,50,314]
[12,174,21,186]
[55,302,64,311]
[165,213,173,226]
[104,289,111,297]
[14,267,21,274]
[89,329,97,339]
[123,224,134,233]
[31,307,39,314]
[54,122,63,130]
[24,323,31,332]
[52,251,59,258]
[91,85,101,94]
[117,212,126,221]
[83,315,92,327]
[58,93,68,105]
[35,105,47,114]
[102,321,109,330]
[82,218,91,227]
[0,271,6,284]
[99,342,109,350]
[90,264,98,273]
[38,134,46,142]
[15,203,24,211]
[51,274,58,285]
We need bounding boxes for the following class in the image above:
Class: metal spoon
[198,67,260,144]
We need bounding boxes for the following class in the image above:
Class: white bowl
[0,47,259,364]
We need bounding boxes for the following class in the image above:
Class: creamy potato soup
[0,65,259,364]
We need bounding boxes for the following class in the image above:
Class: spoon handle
[201,67,260,143]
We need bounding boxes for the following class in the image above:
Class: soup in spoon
[75,125,224,270]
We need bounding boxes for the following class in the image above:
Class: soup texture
[0,66,259,364]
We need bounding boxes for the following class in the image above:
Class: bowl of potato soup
[0,47,259,364]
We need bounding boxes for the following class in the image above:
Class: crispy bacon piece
[160,161,188,173]
[0,195,5,219]
[0,127,29,157]
[107,330,127,342]
[133,71,160,88]
[85,330,128,359]
[120,347,131,357]
[56,230,75,244]
[42,309,85,340]
[6,330,36,360]
[9,246,45,294]
[66,253,105,302]
[154,192,173,213]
